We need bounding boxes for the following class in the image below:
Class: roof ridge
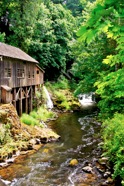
[0,42,38,63]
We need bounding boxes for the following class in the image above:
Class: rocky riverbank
[0,105,118,186]
[0,104,60,168]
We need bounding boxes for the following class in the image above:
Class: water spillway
[43,86,53,109]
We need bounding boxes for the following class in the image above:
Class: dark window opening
[5,68,11,77]
[17,69,25,78]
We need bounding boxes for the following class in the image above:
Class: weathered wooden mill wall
[0,42,44,115]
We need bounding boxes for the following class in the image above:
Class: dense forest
[0,0,124,183]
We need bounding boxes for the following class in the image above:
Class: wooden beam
[28,86,33,113]
[25,87,28,114]
[19,87,22,116]
[13,88,16,108]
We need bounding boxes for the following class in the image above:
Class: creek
[1,108,114,186]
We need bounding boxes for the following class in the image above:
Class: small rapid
[0,109,113,186]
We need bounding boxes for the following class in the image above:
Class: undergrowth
[102,113,124,185]
[45,77,79,111]
[0,124,12,145]
[21,106,56,126]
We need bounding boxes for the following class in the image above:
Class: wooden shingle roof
[0,42,38,63]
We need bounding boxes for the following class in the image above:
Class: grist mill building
[0,42,44,115]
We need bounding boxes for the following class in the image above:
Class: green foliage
[0,141,16,159]
[0,32,5,42]
[76,0,124,182]
[102,113,124,181]
[95,68,124,118]
[37,106,56,122]
[21,114,39,126]
[0,124,12,145]
[45,79,77,111]
[0,0,77,80]
[64,0,84,16]
[75,0,124,119]
[54,91,66,102]
[28,2,76,80]
[59,100,71,110]
[53,90,71,110]
[0,140,28,159]
[47,76,70,90]
[0,0,41,51]
[21,106,56,126]
[71,34,110,96]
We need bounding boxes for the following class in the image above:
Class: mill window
[4,68,11,77]
[17,69,25,78]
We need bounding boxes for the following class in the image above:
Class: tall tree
[29,2,76,80]
[50,0,88,17]
[0,0,40,51]
[71,34,111,96]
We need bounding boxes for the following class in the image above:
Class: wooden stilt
[29,86,33,113]
[13,88,16,108]
[19,88,22,116]
[34,85,38,109]
[25,87,28,114]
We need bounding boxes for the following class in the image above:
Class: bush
[60,101,71,110]
[37,106,56,122]
[30,111,39,119]
[102,113,124,182]
[45,79,78,111]
[45,76,69,90]
[21,106,56,127]
[54,91,66,102]
[21,114,39,126]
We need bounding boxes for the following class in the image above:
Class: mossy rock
[43,148,49,153]
[0,110,8,124]
[69,159,78,166]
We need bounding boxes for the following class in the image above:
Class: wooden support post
[34,85,38,109]
[29,86,33,113]
[25,87,28,114]
[19,88,22,116]
[32,86,36,109]
[13,88,16,108]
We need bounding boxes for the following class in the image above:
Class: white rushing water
[43,86,53,109]
[78,92,96,106]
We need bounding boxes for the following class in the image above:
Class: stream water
[1,108,113,186]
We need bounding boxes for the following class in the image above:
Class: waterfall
[43,86,53,109]
[78,92,96,106]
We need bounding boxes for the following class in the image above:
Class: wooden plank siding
[0,56,43,88]
[0,42,44,115]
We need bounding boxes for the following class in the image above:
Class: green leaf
[103,55,113,64]
[77,26,87,37]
